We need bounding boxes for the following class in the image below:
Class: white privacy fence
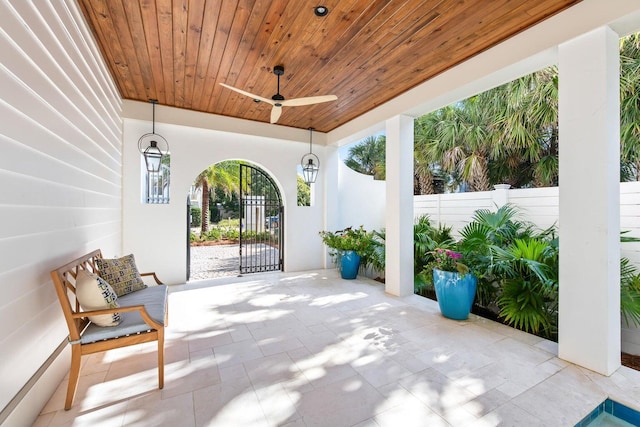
[414,182,640,265]
[414,181,640,355]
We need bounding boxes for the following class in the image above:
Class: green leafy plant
[621,258,640,327]
[457,204,554,309]
[491,238,559,339]
[368,229,386,275]
[412,206,640,343]
[459,205,536,248]
[413,215,454,294]
[204,228,223,241]
[224,228,240,240]
[190,207,202,227]
[319,226,375,269]
[319,226,372,255]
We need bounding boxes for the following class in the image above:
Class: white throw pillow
[76,270,121,327]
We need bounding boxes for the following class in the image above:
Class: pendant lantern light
[137,99,169,173]
[301,127,319,184]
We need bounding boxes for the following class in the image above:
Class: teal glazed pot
[432,268,477,320]
[340,250,361,279]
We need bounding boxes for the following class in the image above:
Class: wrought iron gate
[239,164,283,274]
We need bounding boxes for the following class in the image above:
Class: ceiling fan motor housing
[272,65,286,101]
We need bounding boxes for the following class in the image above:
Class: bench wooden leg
[157,328,164,389]
[65,344,82,410]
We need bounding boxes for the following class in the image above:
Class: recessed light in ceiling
[314,6,328,17]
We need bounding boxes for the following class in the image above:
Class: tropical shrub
[439,205,561,339]
[457,204,555,310]
[620,258,640,327]
[491,238,559,339]
[620,232,640,327]
[415,204,640,342]
[413,215,454,295]
[190,207,202,227]
[367,229,386,275]
[224,228,240,240]
[203,228,223,241]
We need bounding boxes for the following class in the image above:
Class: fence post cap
[493,184,511,190]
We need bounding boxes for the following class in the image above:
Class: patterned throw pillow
[96,254,146,297]
[75,270,121,327]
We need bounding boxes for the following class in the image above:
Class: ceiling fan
[220,65,337,124]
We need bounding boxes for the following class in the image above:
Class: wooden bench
[50,249,168,410]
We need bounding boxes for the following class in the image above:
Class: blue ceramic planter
[432,268,477,320]
[340,250,361,279]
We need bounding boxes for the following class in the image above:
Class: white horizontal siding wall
[414,182,640,355]
[0,1,121,424]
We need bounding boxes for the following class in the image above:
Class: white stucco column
[385,115,414,296]
[323,144,340,268]
[558,26,620,375]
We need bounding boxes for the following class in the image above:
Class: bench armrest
[141,272,163,285]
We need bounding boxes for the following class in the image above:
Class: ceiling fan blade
[219,83,275,105]
[270,105,282,124]
[281,95,337,107]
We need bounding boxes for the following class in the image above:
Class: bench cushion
[80,284,167,344]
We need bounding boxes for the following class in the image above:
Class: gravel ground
[189,243,280,281]
[189,244,240,280]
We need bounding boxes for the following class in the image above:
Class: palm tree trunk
[419,172,435,194]
[200,180,209,235]
[414,174,421,195]
[470,156,492,192]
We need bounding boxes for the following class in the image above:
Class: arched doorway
[187,161,284,280]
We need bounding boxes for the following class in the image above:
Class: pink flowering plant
[430,247,470,275]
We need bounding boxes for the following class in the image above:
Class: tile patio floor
[34,270,640,426]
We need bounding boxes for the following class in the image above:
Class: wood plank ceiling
[78,0,582,133]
